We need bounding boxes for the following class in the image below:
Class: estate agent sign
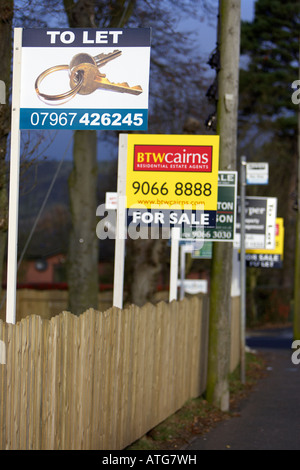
[180,171,237,241]
[19,28,151,130]
[245,218,284,268]
[235,196,277,250]
[124,133,220,229]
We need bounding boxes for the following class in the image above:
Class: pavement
[184,326,300,450]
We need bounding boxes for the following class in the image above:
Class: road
[184,325,300,450]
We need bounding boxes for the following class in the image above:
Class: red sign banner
[133,145,213,172]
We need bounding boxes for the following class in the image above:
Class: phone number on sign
[24,110,147,130]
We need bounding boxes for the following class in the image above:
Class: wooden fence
[0,295,240,450]
[0,288,116,323]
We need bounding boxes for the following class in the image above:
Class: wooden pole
[206,0,241,411]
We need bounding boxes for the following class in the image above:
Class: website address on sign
[137,198,206,206]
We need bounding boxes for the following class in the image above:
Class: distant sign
[235,196,277,250]
[246,162,269,185]
[105,192,118,210]
[177,279,208,294]
[19,28,151,130]
[191,241,213,259]
[180,171,237,241]
[245,218,284,268]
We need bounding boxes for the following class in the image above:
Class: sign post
[113,135,128,309]
[169,228,180,302]
[6,28,22,324]
[240,156,247,384]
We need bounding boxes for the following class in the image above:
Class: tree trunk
[0,0,13,310]
[206,0,241,411]
[63,0,99,315]
[63,0,138,315]
[67,130,99,315]
[126,230,166,307]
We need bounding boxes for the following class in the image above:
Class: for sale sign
[125,134,219,228]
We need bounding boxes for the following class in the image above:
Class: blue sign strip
[20,108,148,130]
[127,209,217,229]
[22,28,151,48]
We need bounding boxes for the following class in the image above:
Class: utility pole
[206,0,241,411]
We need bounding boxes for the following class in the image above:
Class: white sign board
[246,162,269,185]
[177,279,208,295]
[235,196,277,250]
[19,28,151,130]
[105,192,118,210]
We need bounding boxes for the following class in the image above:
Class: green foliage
[239,0,299,327]
[239,0,299,134]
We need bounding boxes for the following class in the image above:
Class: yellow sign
[125,134,220,211]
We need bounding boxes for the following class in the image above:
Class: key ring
[35,64,84,105]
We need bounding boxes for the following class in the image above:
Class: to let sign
[235,196,277,250]
[245,217,284,268]
[19,28,151,130]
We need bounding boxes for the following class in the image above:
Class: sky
[241,0,255,20]
[41,0,257,162]
[179,0,255,55]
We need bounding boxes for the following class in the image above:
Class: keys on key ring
[35,64,84,104]
[35,50,143,105]
[70,63,143,95]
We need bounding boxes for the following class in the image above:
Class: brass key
[70,61,143,96]
[69,49,122,71]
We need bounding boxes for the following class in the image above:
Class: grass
[125,351,266,451]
